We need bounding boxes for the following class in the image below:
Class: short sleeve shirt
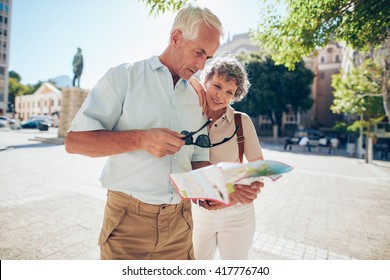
[69,56,209,204]
[208,105,263,164]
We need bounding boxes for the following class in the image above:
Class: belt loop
[127,195,139,215]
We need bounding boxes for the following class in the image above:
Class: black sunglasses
[181,119,240,148]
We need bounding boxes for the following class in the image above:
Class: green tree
[251,0,390,121]
[233,55,314,133]
[9,70,22,82]
[139,0,186,16]
[331,59,385,162]
[252,0,389,69]
[8,71,30,108]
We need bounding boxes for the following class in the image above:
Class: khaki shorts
[99,190,194,260]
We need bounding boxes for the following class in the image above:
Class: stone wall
[58,87,89,138]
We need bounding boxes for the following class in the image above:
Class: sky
[10,0,277,89]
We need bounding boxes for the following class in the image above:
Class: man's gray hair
[201,54,251,102]
[171,2,224,40]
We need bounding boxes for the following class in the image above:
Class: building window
[320,56,325,63]
[335,55,340,62]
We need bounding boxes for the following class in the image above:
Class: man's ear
[171,29,182,46]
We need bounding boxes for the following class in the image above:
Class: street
[1,128,390,260]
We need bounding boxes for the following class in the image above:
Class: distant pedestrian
[299,136,311,152]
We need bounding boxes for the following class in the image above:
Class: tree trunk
[381,31,390,123]
[365,125,372,164]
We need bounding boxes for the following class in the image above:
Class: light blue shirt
[69,56,209,204]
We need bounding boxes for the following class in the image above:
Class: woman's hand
[229,180,264,204]
[189,77,207,115]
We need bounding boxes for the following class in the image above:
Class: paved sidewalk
[1,128,390,260]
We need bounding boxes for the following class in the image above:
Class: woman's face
[204,74,238,112]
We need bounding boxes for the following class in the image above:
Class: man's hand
[141,128,185,158]
[229,180,264,204]
[203,200,233,210]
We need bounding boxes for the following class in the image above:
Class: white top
[69,56,209,204]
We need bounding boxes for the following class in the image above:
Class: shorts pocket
[98,201,126,246]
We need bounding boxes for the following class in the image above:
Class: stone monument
[58,87,89,138]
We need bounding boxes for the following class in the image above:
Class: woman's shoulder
[233,110,252,122]
[233,110,256,132]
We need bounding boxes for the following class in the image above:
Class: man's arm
[65,128,185,158]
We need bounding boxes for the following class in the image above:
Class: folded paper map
[170,160,293,205]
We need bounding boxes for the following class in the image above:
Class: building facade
[15,83,61,121]
[218,32,344,136]
[0,0,11,115]
[312,43,343,128]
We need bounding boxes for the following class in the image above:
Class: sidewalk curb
[29,136,65,145]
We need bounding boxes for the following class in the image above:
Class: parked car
[20,119,52,130]
[284,129,327,150]
[0,116,9,128]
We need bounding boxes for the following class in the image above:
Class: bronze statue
[72,47,83,87]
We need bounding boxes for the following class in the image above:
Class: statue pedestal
[58,87,89,138]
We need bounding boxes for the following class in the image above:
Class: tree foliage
[7,71,47,108]
[8,71,30,106]
[233,55,314,130]
[9,71,22,82]
[331,59,385,160]
[252,0,390,69]
[139,0,187,16]
[331,59,385,118]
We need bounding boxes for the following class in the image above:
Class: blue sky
[10,0,278,89]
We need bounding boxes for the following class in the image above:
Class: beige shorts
[99,190,194,260]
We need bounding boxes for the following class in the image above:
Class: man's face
[171,23,220,80]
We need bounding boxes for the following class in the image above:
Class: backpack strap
[234,113,245,163]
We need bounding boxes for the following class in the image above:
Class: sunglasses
[181,119,240,148]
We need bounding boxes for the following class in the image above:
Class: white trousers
[192,202,256,260]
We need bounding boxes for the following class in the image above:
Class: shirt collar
[149,56,164,70]
[148,56,189,86]
[225,104,235,123]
